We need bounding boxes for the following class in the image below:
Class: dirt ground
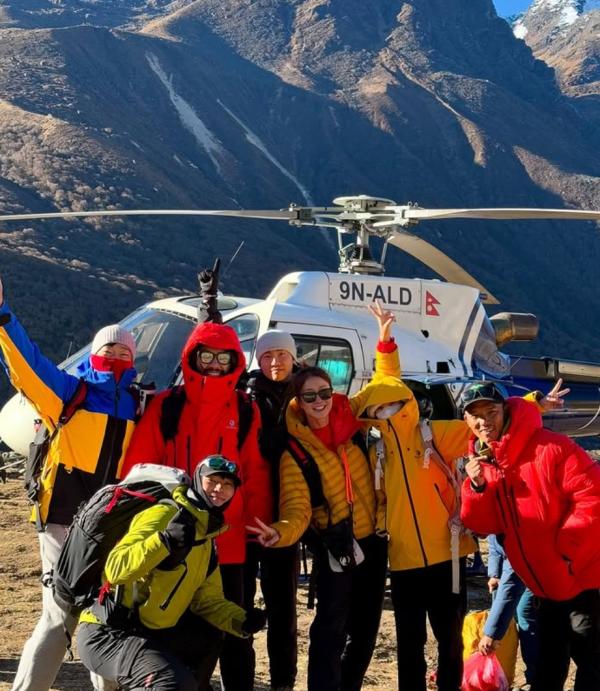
[0,479,575,690]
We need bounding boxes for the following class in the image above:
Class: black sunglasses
[197,350,232,366]
[300,387,333,403]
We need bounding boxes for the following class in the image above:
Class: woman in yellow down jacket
[248,306,400,691]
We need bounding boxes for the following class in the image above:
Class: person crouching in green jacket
[77,456,267,691]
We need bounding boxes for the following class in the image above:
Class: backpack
[25,378,88,531]
[159,386,254,450]
[53,464,190,616]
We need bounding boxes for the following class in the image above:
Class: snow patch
[218,99,314,205]
[513,20,529,38]
[146,52,226,176]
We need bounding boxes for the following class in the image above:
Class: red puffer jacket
[122,322,272,564]
[461,397,600,601]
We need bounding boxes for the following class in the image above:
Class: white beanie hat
[255,330,297,363]
[91,324,136,359]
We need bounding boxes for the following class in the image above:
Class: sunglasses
[205,455,238,474]
[300,387,333,403]
[197,350,232,366]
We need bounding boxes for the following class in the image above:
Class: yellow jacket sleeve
[271,452,313,547]
[190,567,248,638]
[431,419,471,466]
[350,346,402,416]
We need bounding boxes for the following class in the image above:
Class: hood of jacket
[469,397,543,470]
[355,375,420,432]
[180,322,245,407]
[287,392,361,449]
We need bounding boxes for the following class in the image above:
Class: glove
[158,508,196,569]
[241,607,267,635]
[197,259,223,324]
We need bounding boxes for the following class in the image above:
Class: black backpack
[53,464,190,616]
[159,386,254,450]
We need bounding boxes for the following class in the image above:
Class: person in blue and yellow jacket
[0,277,138,691]
[77,456,266,691]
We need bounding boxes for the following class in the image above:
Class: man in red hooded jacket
[459,382,600,691]
[121,321,272,691]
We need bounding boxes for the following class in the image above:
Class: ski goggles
[460,382,505,412]
[205,455,238,474]
[299,387,333,403]
[197,349,233,366]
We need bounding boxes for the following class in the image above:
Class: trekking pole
[0,457,26,482]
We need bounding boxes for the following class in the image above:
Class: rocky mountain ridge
[0,0,597,367]
[513,0,600,95]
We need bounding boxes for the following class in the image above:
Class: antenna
[221,241,245,280]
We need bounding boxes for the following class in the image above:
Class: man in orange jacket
[121,321,272,691]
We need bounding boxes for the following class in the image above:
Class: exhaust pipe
[491,312,539,347]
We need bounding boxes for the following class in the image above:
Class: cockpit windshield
[472,315,510,377]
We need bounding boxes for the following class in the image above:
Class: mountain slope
[0,0,598,366]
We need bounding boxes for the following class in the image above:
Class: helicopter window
[293,336,354,393]
[227,314,260,364]
[127,310,196,390]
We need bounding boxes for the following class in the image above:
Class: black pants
[218,563,255,691]
[531,588,600,691]
[390,558,467,691]
[244,541,299,688]
[307,534,388,691]
[77,612,222,691]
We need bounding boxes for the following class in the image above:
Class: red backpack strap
[58,378,88,426]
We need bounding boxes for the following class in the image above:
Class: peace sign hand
[368,300,396,343]
[539,378,570,411]
[246,517,281,548]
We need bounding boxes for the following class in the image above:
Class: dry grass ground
[0,480,575,690]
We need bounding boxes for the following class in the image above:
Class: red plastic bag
[461,652,509,691]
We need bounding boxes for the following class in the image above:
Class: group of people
[0,273,599,691]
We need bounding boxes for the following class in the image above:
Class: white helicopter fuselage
[0,271,498,457]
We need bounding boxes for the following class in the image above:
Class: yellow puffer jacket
[272,393,382,547]
[363,347,540,571]
[80,497,247,635]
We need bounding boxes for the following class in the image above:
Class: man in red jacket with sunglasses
[460,382,600,691]
[121,321,272,691]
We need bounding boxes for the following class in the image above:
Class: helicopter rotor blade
[393,207,600,223]
[388,231,500,305]
[0,208,304,223]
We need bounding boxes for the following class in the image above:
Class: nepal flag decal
[425,291,440,317]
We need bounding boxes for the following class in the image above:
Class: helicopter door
[275,323,365,395]
[225,299,277,366]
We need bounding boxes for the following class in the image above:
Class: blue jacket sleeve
[487,534,504,579]
[483,555,526,640]
[0,302,79,424]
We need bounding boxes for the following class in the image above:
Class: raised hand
[246,517,280,547]
[540,378,570,411]
[368,300,396,343]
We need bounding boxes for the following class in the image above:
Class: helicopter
[1,194,600,458]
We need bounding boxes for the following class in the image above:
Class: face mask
[375,401,406,420]
[90,354,133,381]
